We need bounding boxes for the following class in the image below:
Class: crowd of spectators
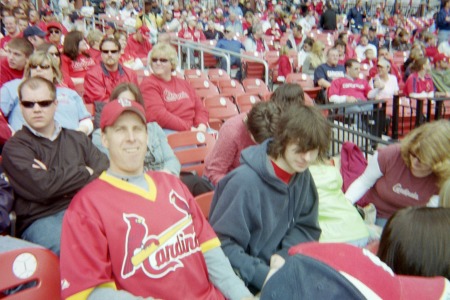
[1,0,450,298]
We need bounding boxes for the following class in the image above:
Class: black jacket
[2,127,109,234]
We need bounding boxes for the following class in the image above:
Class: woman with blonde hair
[345,120,450,226]
[302,40,325,75]
[0,51,92,134]
[140,43,208,133]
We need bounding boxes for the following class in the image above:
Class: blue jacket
[436,8,450,31]
[347,7,364,30]
[209,139,321,291]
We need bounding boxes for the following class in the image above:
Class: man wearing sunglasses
[83,37,138,106]
[1,77,109,256]
[46,21,65,51]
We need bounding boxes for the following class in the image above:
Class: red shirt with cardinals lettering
[61,53,96,80]
[60,171,223,300]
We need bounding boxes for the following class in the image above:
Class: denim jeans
[21,209,66,257]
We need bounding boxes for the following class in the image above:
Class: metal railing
[317,100,393,157]
[391,95,450,140]
[171,37,270,86]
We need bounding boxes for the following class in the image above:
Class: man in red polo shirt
[0,38,33,88]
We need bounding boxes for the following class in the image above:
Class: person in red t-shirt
[328,59,377,103]
[0,110,12,149]
[0,38,33,88]
[404,57,446,99]
[265,17,282,41]
[178,16,206,68]
[61,31,96,85]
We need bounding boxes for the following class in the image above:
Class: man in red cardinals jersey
[60,99,253,300]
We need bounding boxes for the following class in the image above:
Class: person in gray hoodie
[209,104,331,293]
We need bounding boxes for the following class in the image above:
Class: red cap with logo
[100,99,146,130]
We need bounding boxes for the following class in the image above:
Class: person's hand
[346,96,358,103]
[85,166,94,175]
[32,159,48,170]
[262,254,286,288]
[374,78,384,89]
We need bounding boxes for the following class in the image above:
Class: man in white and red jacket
[84,37,138,105]
[328,58,381,130]
[328,58,379,103]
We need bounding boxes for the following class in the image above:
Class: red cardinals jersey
[328,76,372,100]
[60,171,224,300]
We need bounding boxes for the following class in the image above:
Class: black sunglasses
[151,58,169,63]
[101,49,119,54]
[49,52,60,57]
[49,29,61,34]
[20,100,55,108]
[29,64,51,69]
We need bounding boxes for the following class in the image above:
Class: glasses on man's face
[29,64,51,70]
[101,49,119,54]
[151,57,169,63]
[49,30,60,34]
[20,100,55,108]
[377,65,383,68]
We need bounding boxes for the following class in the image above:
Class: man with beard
[84,37,138,105]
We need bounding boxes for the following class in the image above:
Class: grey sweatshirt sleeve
[204,247,254,300]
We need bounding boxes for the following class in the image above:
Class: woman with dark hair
[36,42,75,89]
[404,57,447,99]
[61,31,96,85]
[378,207,450,280]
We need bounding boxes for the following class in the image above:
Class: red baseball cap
[260,242,449,300]
[46,21,63,32]
[100,99,146,130]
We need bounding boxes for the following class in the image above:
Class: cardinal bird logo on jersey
[121,190,200,279]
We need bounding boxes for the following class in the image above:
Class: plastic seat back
[0,236,61,300]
